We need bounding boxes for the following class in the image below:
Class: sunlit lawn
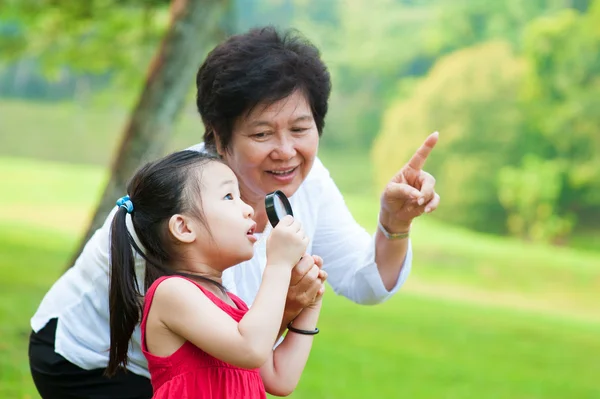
[0,156,599,399]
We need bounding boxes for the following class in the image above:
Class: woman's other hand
[284,255,326,320]
[379,132,441,233]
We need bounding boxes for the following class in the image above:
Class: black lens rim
[265,190,294,227]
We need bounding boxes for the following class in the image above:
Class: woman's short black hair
[196,26,332,153]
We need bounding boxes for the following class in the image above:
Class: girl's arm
[154,265,291,369]
[153,215,308,370]
[259,301,322,397]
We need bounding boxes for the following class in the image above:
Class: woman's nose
[271,137,296,160]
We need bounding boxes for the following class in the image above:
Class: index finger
[290,255,315,285]
[312,255,323,269]
[278,214,295,226]
[406,131,439,171]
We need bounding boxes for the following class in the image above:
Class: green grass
[0,156,599,399]
[303,295,600,399]
[0,222,77,399]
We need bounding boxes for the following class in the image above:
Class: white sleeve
[311,169,412,305]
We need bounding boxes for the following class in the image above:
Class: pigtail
[106,206,142,377]
[104,151,228,376]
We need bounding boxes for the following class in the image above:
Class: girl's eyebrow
[219,179,236,188]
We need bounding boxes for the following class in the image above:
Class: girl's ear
[168,214,196,244]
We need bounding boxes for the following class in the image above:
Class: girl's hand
[266,215,309,269]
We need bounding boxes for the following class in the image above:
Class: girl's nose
[243,201,255,219]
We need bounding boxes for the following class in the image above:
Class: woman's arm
[376,132,440,289]
[260,301,322,396]
[374,216,411,291]
[309,132,439,304]
[310,162,413,305]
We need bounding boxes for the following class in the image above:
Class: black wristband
[287,321,319,335]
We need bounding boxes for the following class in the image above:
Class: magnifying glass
[265,190,294,227]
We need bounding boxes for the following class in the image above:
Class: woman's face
[219,90,319,204]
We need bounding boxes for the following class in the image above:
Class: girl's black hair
[105,150,224,376]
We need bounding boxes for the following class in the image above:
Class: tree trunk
[66,0,232,269]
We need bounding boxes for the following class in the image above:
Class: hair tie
[116,195,134,213]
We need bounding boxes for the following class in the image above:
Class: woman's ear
[213,130,226,158]
[168,214,196,244]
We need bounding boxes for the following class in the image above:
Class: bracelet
[287,321,319,335]
[377,219,410,240]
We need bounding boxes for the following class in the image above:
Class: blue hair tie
[116,195,134,213]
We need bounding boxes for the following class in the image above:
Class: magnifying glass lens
[265,190,294,227]
[274,196,287,220]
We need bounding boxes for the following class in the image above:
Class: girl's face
[218,90,320,204]
[191,161,257,269]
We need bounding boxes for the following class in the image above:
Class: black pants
[29,318,153,399]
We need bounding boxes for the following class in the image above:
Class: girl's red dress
[141,275,266,399]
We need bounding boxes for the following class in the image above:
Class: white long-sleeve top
[31,147,412,378]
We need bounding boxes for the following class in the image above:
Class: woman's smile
[265,165,299,183]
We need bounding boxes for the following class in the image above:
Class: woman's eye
[224,193,234,200]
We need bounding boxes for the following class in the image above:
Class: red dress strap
[139,275,266,398]
[140,275,248,353]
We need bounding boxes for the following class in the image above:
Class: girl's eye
[224,193,234,200]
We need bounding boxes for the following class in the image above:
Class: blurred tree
[77,0,231,248]
[8,0,234,267]
[374,1,600,242]
[423,0,590,54]
[0,0,167,89]
[372,41,526,234]
[521,0,600,233]
[498,155,574,242]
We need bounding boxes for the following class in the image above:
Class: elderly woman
[28,27,439,398]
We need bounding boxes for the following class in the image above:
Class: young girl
[106,150,325,398]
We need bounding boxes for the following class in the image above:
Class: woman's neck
[252,207,269,234]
